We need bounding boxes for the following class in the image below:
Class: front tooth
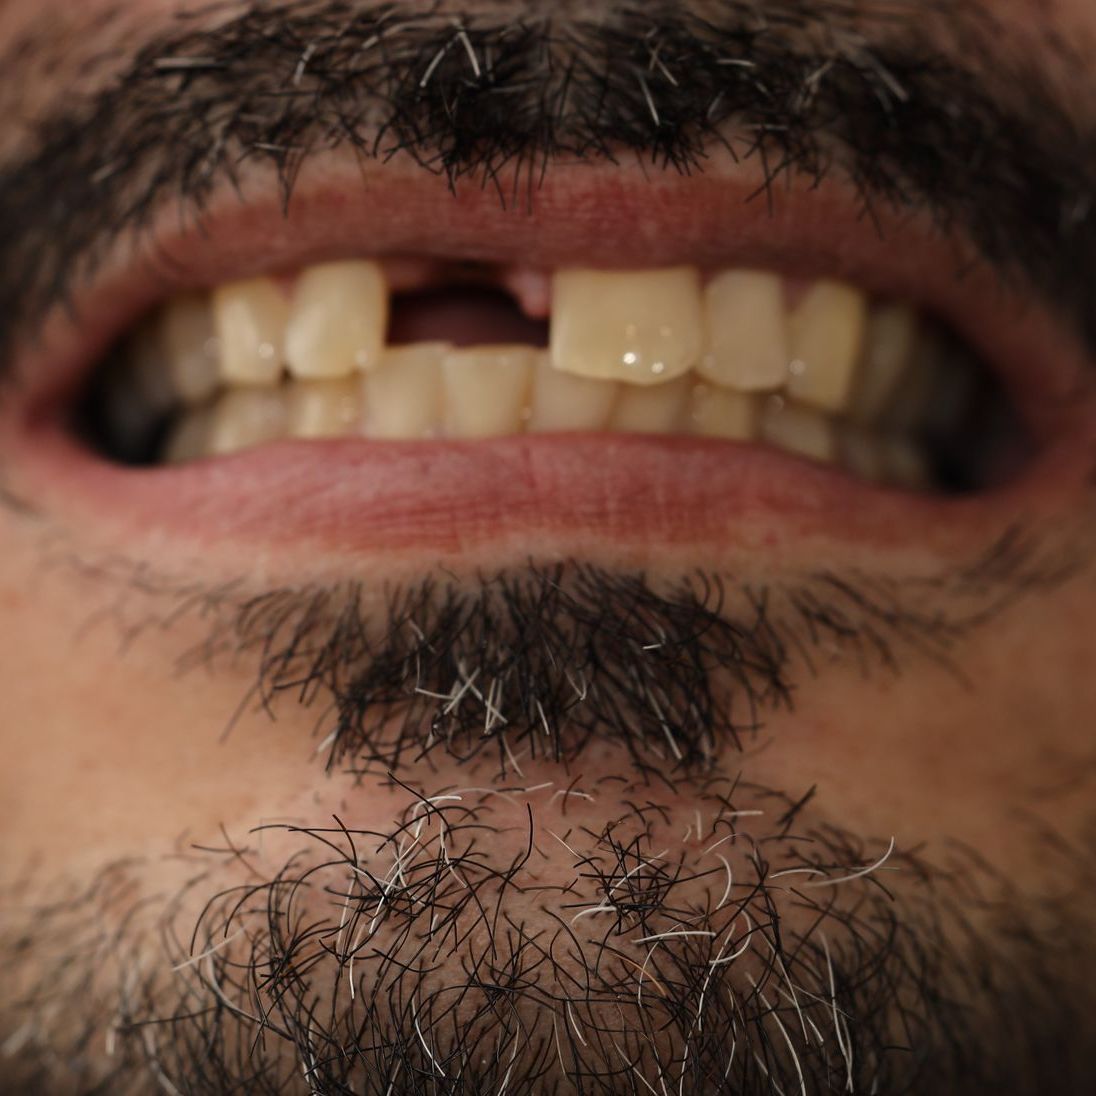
[786,281,867,413]
[162,293,220,405]
[850,304,917,426]
[550,268,703,385]
[610,373,692,433]
[442,346,535,438]
[363,343,448,440]
[689,382,760,441]
[286,379,363,439]
[760,396,838,463]
[213,277,289,386]
[526,354,618,433]
[207,389,289,455]
[699,270,789,392]
[285,261,388,379]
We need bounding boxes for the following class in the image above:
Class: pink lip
[14,423,1090,561]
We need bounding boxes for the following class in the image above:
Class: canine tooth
[443,346,535,438]
[786,281,867,412]
[213,277,288,386]
[526,354,618,432]
[363,343,448,439]
[851,304,917,425]
[760,396,838,463]
[163,408,213,464]
[699,270,789,392]
[610,374,692,433]
[207,389,289,455]
[285,260,388,379]
[550,268,704,385]
[162,293,220,405]
[689,382,760,441]
[286,379,364,439]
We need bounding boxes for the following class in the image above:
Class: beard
[2,551,1094,1095]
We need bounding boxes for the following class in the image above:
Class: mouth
[4,159,1094,562]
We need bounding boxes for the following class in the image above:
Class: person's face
[1,1,1095,1092]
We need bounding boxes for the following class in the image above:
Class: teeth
[550,268,704,385]
[610,374,692,434]
[163,408,213,465]
[362,343,447,440]
[786,281,867,413]
[286,379,364,439]
[699,271,789,392]
[213,277,289,386]
[760,396,838,463]
[850,304,917,426]
[442,346,535,439]
[881,437,930,490]
[689,382,760,441]
[207,389,289,455]
[526,354,618,433]
[839,427,886,483]
[162,293,220,405]
[285,261,388,379]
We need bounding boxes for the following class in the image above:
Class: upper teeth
[105,259,980,492]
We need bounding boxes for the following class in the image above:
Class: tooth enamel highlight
[526,354,618,433]
[610,373,692,434]
[162,293,220,405]
[689,383,760,441]
[207,389,289,455]
[851,304,917,425]
[760,397,838,463]
[285,260,388,379]
[286,378,364,439]
[786,281,867,413]
[213,277,289,386]
[700,270,789,392]
[362,344,447,439]
[550,268,704,385]
[442,346,535,438]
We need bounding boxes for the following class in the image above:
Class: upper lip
[5,158,1096,562]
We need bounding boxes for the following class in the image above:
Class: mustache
[50,524,1080,774]
[3,769,1094,1095]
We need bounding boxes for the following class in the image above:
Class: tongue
[388,286,549,348]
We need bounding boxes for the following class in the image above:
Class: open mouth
[4,149,1094,561]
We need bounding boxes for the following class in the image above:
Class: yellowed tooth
[163,408,214,465]
[881,437,931,490]
[285,260,388,379]
[839,427,886,483]
[689,382,760,441]
[609,373,692,434]
[850,303,917,426]
[442,346,535,439]
[362,343,448,440]
[550,268,704,385]
[526,354,618,433]
[213,277,289,386]
[162,293,220,405]
[699,270,789,392]
[286,378,364,439]
[786,281,868,413]
[760,396,838,463]
[207,388,289,455]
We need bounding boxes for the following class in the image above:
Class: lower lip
[13,421,1082,562]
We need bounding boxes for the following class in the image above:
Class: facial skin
[1,1,1096,1093]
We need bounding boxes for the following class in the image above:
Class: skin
[1,1,1095,1092]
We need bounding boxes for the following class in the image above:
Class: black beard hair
[51,524,1079,777]
[2,771,1094,1095]
[2,0,1096,377]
